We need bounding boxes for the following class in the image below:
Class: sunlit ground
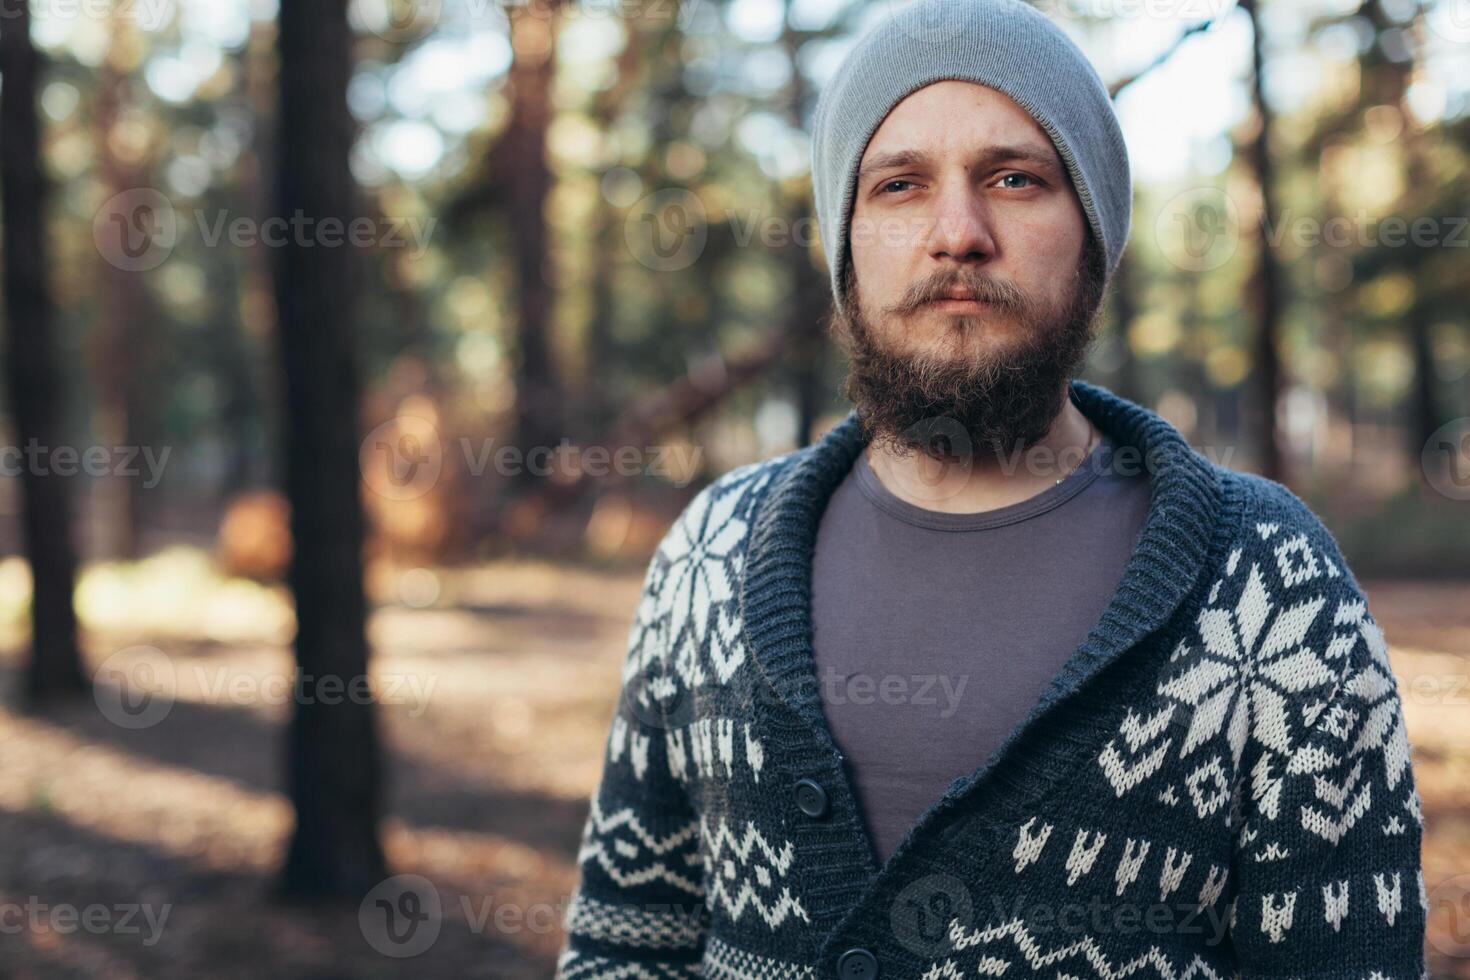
[0,550,642,979]
[0,551,1466,977]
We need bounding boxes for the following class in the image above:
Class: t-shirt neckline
[853,431,1114,531]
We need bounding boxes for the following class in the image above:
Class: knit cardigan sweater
[555,379,1427,980]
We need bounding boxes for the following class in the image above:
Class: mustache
[884,271,1028,317]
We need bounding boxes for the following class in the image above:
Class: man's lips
[926,284,993,300]
[926,293,989,306]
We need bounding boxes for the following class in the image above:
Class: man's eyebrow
[984,144,1064,175]
[856,143,1063,186]
[856,149,934,186]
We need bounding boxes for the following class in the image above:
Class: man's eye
[998,173,1037,189]
[880,179,916,194]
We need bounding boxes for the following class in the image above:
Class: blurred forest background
[0,0,1467,976]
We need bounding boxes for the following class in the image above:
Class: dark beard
[829,240,1107,465]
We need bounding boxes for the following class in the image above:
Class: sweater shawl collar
[737,377,1234,939]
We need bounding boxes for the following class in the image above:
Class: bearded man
[557,2,1427,977]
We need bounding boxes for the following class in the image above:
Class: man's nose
[927,182,997,264]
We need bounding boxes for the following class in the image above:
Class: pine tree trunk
[92,15,152,560]
[0,0,87,703]
[272,0,387,898]
[1407,306,1441,454]
[1240,0,1285,483]
[1109,250,1140,402]
[502,5,566,478]
[213,26,279,501]
[781,17,829,448]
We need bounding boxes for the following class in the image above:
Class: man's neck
[863,384,1097,515]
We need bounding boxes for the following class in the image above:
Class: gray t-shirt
[810,431,1151,867]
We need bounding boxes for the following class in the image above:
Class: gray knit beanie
[810,0,1132,319]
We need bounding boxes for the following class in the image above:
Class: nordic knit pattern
[554,379,1427,980]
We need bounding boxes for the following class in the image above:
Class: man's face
[834,79,1106,460]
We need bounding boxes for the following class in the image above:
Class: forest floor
[0,550,1466,978]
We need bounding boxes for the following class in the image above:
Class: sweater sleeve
[554,507,710,978]
[1226,505,1427,978]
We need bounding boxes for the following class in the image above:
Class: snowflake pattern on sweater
[555,381,1427,980]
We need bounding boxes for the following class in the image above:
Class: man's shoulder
[1189,463,1382,707]
[651,449,802,565]
[1215,464,1363,596]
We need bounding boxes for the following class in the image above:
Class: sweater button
[794,778,829,818]
[836,947,879,980]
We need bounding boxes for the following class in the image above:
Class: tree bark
[1384,14,1443,458]
[501,4,566,480]
[781,16,831,448]
[91,14,154,560]
[214,22,280,501]
[272,0,387,898]
[1240,0,1285,482]
[0,0,87,703]
[1407,301,1441,453]
[1108,250,1140,402]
